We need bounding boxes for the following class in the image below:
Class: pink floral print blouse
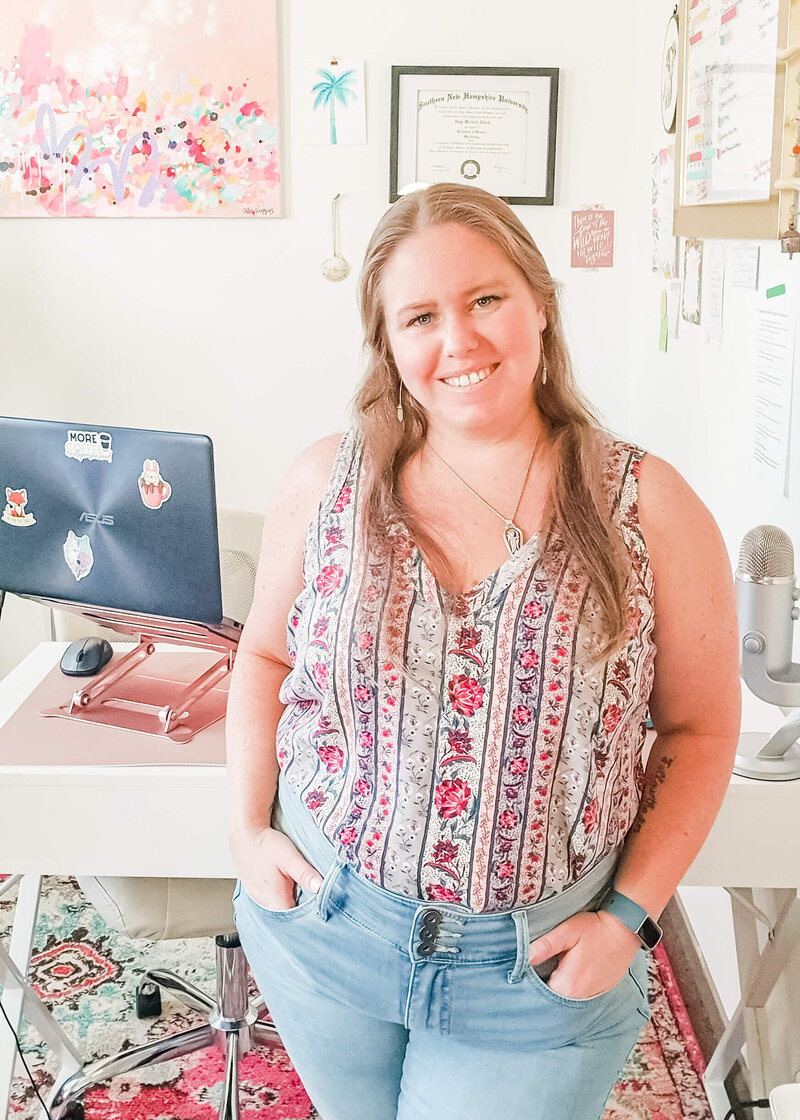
[275,431,656,913]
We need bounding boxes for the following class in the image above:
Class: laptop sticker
[63,530,94,581]
[138,459,172,510]
[2,487,36,527]
[64,429,113,463]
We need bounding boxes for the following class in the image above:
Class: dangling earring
[396,382,404,422]
[541,359,548,386]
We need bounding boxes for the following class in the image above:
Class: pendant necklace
[426,433,541,557]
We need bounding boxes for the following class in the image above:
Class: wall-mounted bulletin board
[673,0,800,239]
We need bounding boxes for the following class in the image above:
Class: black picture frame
[389,65,559,205]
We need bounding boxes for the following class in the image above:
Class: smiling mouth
[441,363,499,389]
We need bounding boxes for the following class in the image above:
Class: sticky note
[766,283,786,298]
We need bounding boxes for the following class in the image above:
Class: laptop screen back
[0,417,224,625]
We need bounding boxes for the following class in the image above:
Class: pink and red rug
[1,876,711,1119]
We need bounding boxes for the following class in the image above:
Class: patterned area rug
[0,876,712,1119]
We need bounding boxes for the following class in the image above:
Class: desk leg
[0,875,41,1119]
[0,876,82,1120]
[731,889,771,1098]
[703,889,800,1118]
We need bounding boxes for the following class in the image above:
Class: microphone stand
[736,632,800,779]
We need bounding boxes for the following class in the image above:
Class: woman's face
[381,222,547,439]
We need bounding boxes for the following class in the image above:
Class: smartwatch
[598,889,663,950]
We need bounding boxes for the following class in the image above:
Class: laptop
[0,416,225,627]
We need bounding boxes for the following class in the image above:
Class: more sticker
[64,429,113,463]
[138,459,172,510]
[63,530,94,581]
[2,487,36,527]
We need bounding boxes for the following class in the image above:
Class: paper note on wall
[682,238,703,325]
[705,244,725,344]
[651,147,678,277]
[659,290,669,352]
[753,290,796,497]
[729,243,760,289]
[667,280,682,339]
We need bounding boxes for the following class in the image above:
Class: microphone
[734,525,800,780]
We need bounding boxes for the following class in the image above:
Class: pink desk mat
[0,652,228,767]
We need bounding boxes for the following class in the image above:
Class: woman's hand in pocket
[528,911,640,1000]
[230,825,323,911]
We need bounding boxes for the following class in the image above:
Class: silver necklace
[426,434,541,556]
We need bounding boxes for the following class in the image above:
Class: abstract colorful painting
[0,2,281,217]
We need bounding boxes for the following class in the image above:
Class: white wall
[1,0,644,674]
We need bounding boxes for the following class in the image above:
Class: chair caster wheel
[135,978,162,1018]
[62,1103,85,1120]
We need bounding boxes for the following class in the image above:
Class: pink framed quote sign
[570,209,615,269]
[0,2,281,217]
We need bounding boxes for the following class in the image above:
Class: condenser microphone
[734,525,800,779]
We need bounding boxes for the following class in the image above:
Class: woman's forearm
[610,730,738,918]
[225,648,290,836]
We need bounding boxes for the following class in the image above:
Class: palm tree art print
[312,67,357,145]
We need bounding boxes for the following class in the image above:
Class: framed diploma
[390,66,559,205]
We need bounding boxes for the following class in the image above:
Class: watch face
[661,11,679,134]
[639,915,663,950]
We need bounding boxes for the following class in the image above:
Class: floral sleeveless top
[275,431,656,913]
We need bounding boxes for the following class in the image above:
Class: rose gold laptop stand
[36,598,242,744]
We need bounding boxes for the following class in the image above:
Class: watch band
[598,889,663,950]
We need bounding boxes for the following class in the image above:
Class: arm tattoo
[628,754,675,836]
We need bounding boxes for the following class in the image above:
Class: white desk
[0,643,233,1119]
[0,642,233,879]
[1,642,800,1120]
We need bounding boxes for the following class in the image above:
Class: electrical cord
[723,1098,771,1120]
[0,993,54,1119]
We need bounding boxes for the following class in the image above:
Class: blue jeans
[233,778,651,1120]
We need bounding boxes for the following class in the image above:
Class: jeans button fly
[416,908,444,955]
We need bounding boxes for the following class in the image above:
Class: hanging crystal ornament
[321,193,350,281]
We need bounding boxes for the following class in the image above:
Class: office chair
[47,509,279,1120]
[771,1084,800,1119]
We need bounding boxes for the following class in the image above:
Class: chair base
[49,933,281,1120]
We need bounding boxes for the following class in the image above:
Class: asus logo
[79,512,114,526]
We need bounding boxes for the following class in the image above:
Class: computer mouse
[60,636,114,677]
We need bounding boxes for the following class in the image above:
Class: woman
[226,184,741,1120]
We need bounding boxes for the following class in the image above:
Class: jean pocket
[626,949,652,1022]
[525,955,629,1008]
[239,859,336,922]
[243,886,319,920]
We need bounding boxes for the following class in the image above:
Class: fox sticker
[2,487,36,527]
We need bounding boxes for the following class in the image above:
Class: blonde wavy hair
[353,183,632,659]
